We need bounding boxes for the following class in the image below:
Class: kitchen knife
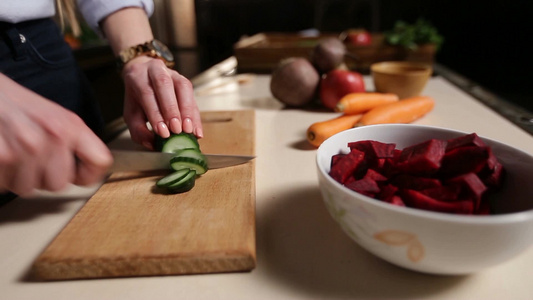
[110,150,254,173]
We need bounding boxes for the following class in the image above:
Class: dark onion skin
[310,37,346,73]
[270,58,320,107]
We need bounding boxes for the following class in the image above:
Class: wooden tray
[31,110,256,280]
[234,32,436,74]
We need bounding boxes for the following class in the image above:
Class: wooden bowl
[371,61,432,99]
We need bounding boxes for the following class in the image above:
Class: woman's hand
[100,7,203,150]
[121,56,203,150]
[0,75,113,196]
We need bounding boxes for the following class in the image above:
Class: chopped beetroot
[328,133,504,216]
[348,141,396,170]
[388,195,406,207]
[364,169,388,182]
[348,140,397,158]
[345,177,380,196]
[377,184,399,202]
[446,133,486,151]
[329,149,365,184]
[447,173,487,210]
[344,174,356,185]
[477,148,506,188]
[393,148,402,158]
[330,153,346,168]
[396,139,447,175]
[439,146,489,178]
[481,161,505,188]
[421,185,461,202]
[391,174,442,190]
[376,158,386,170]
[401,189,474,214]
[485,148,499,170]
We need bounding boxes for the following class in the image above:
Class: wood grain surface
[31,110,256,280]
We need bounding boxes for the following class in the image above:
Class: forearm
[99,7,154,55]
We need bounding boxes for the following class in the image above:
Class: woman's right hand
[0,74,113,196]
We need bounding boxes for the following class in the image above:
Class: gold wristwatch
[117,39,175,69]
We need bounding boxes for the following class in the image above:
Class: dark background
[194,0,532,113]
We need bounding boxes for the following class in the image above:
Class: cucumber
[156,168,190,188]
[170,156,208,175]
[166,169,197,193]
[175,148,207,164]
[156,132,200,153]
[153,132,206,194]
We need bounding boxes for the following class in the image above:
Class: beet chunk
[446,133,486,151]
[388,195,406,207]
[329,149,365,184]
[396,139,447,175]
[447,173,487,210]
[348,140,396,158]
[364,169,387,182]
[345,177,380,196]
[391,174,442,190]
[420,185,461,202]
[439,146,489,178]
[348,140,396,170]
[330,153,346,168]
[377,184,399,202]
[401,189,474,214]
[481,161,505,188]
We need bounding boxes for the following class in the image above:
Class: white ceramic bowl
[316,124,533,275]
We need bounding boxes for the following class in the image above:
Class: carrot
[335,93,399,114]
[307,114,363,147]
[358,96,435,126]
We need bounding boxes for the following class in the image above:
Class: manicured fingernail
[183,118,193,133]
[157,122,170,138]
[195,127,204,138]
[170,117,182,133]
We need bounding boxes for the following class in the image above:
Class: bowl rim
[370,61,432,76]
[316,124,533,224]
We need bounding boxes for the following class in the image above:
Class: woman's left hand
[121,56,203,150]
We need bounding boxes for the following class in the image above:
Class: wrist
[116,39,175,70]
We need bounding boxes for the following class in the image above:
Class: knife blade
[110,150,254,173]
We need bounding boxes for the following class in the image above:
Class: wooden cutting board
[31,110,256,280]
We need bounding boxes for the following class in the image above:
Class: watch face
[151,40,174,62]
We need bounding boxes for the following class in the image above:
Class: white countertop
[1,75,532,300]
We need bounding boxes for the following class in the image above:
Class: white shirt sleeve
[77,0,154,33]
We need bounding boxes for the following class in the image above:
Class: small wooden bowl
[371,61,432,99]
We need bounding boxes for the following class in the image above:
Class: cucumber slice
[166,169,196,193]
[156,133,200,153]
[175,148,207,164]
[156,169,190,188]
[170,156,208,175]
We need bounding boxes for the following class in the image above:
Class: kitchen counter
[1,73,532,300]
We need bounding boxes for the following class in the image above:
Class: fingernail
[157,122,170,138]
[195,127,204,138]
[170,117,182,133]
[183,118,193,133]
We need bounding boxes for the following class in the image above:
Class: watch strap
[116,40,174,70]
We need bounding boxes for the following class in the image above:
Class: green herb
[385,18,444,51]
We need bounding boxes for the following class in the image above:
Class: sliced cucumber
[170,156,208,175]
[157,133,200,153]
[156,169,191,188]
[153,133,206,194]
[175,148,207,164]
[166,169,197,193]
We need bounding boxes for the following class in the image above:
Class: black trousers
[0,18,105,205]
